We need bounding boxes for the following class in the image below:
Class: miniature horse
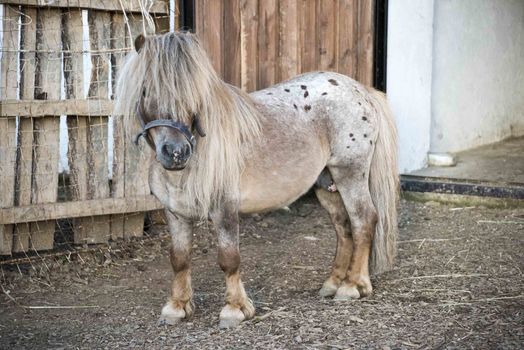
[115,32,398,328]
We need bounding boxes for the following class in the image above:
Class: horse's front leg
[159,210,194,325]
[210,205,255,328]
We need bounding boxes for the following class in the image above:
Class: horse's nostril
[183,144,191,158]
[161,143,174,157]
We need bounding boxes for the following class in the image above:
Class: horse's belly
[238,138,328,214]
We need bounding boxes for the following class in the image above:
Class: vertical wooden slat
[121,15,151,239]
[194,0,204,36]
[240,0,258,92]
[30,8,62,251]
[0,119,16,255]
[338,0,358,78]
[63,9,90,244]
[78,10,111,244]
[298,0,317,73]
[279,0,299,81]
[318,0,337,72]
[223,0,241,86]
[0,5,19,255]
[357,0,374,86]
[200,0,223,76]
[257,0,278,88]
[0,5,19,254]
[109,12,126,240]
[13,6,37,253]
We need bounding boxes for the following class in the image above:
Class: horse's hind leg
[328,166,377,299]
[315,187,353,297]
[159,210,194,325]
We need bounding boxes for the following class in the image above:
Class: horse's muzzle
[156,141,192,170]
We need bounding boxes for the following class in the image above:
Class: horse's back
[239,72,377,213]
[249,71,379,164]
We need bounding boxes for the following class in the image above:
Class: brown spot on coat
[304,105,311,111]
[328,79,339,86]
[304,91,309,98]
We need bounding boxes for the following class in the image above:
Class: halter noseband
[133,96,206,150]
[134,118,197,150]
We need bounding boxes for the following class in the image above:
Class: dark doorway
[373,0,388,92]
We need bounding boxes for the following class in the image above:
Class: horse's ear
[134,34,146,52]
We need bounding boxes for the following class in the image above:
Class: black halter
[133,100,206,150]
[134,118,197,150]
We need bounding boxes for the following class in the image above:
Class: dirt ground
[0,196,523,350]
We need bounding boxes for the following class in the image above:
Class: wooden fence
[194,0,375,92]
[0,0,171,255]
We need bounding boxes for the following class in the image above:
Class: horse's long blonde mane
[115,32,261,216]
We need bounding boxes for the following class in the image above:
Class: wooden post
[0,5,19,254]
[30,8,62,251]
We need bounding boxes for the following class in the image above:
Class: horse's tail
[368,88,399,274]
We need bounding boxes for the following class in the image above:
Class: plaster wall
[430,0,524,153]
[387,0,434,173]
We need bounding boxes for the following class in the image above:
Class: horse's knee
[218,245,240,275]
[170,248,190,272]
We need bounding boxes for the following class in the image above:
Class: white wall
[387,0,434,173]
[388,0,524,172]
[430,0,524,153]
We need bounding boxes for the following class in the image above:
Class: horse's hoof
[333,284,361,300]
[158,303,185,325]
[319,280,339,297]
[219,305,245,329]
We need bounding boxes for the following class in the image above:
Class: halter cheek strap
[134,119,196,150]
